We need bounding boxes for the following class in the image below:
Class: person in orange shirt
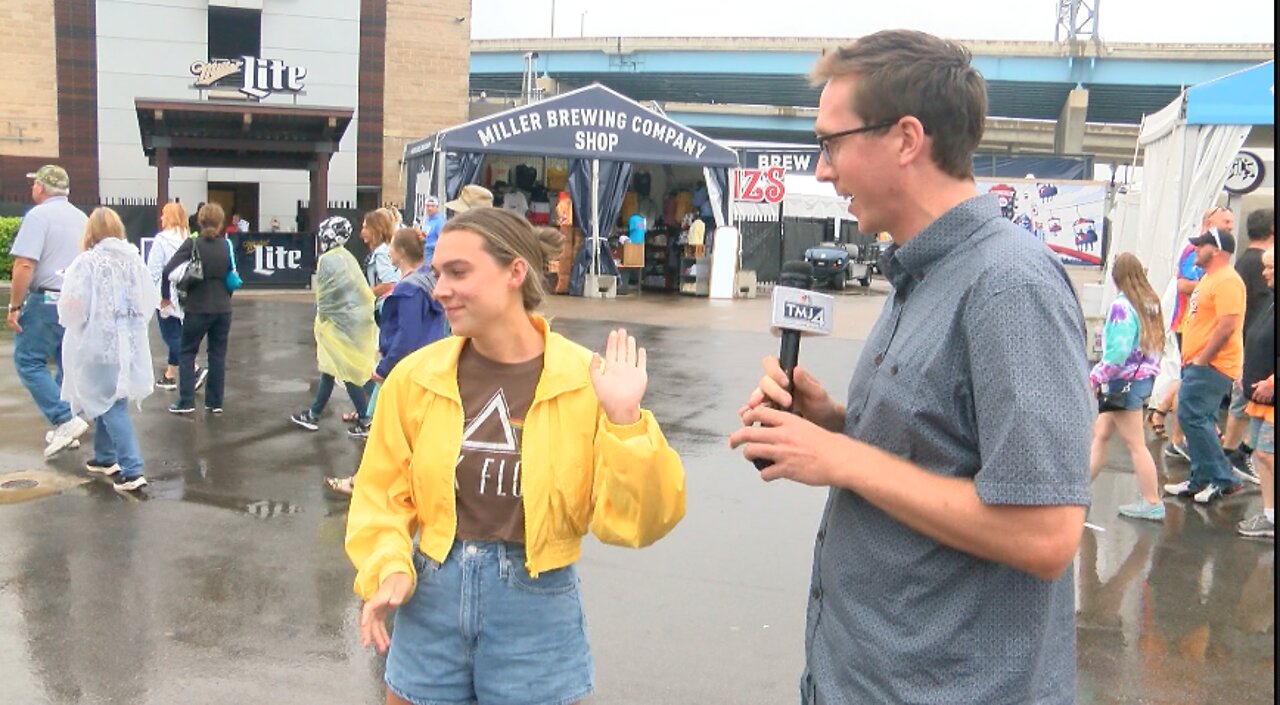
[1164,229,1247,504]
[1149,206,1235,449]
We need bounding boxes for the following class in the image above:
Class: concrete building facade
[0,0,471,228]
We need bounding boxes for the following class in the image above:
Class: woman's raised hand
[590,328,647,426]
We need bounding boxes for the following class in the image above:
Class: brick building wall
[0,0,60,160]
[380,0,471,207]
[0,0,98,204]
[1,0,469,209]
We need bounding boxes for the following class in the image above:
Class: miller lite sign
[231,235,316,288]
[251,243,303,276]
[733,167,786,204]
[191,56,307,100]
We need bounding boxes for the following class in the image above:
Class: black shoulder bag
[174,240,205,303]
[1098,366,1138,413]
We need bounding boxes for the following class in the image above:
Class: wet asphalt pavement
[0,295,1273,705]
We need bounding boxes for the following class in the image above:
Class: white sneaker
[1192,482,1245,504]
[44,430,80,450]
[1163,480,1201,497]
[85,460,121,476]
[44,417,90,457]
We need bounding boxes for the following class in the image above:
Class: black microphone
[754,261,834,470]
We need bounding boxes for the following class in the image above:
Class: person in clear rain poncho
[58,207,158,493]
[290,216,378,433]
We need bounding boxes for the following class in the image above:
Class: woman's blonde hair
[391,226,425,264]
[364,209,396,246]
[160,202,188,233]
[1111,252,1164,356]
[197,202,226,241]
[442,208,564,311]
[82,207,127,251]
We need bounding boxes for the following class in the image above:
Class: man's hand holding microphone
[730,261,855,486]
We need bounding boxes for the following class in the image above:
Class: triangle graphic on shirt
[461,390,518,453]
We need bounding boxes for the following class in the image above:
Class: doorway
[208,182,260,232]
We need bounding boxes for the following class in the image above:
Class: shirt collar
[411,315,590,403]
[878,193,1002,291]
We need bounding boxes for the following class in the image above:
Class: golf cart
[803,242,872,290]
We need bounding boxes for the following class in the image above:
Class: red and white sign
[732,167,786,204]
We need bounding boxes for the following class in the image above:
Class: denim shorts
[1101,376,1155,412]
[386,541,594,705]
[1249,417,1275,455]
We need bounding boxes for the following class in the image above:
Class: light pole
[550,0,555,37]
[580,10,587,37]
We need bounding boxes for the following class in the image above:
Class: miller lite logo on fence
[733,167,786,204]
[770,286,835,336]
[247,241,303,276]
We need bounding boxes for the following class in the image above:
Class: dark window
[208,7,261,62]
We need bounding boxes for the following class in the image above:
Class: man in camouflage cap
[27,164,70,190]
[7,164,92,456]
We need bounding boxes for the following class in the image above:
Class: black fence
[740,217,873,284]
[2,197,411,290]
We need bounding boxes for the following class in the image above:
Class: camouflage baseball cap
[26,165,69,190]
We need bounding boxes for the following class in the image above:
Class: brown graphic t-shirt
[454,343,544,543]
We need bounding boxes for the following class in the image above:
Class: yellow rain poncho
[314,248,377,383]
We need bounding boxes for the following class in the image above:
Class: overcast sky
[471,0,1275,43]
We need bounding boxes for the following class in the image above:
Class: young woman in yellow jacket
[345,207,686,705]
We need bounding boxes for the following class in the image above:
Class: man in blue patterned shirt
[731,30,1092,705]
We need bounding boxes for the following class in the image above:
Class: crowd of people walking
[1086,205,1275,539]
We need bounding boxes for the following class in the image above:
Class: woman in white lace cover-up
[57,207,159,493]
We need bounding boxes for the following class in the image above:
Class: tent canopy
[1185,61,1274,126]
[403,83,738,167]
[1096,63,1270,317]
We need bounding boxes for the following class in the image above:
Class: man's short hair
[811,30,986,181]
[1246,207,1274,242]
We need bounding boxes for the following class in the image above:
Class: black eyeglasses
[816,121,898,164]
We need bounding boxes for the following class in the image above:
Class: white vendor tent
[1098,61,1275,316]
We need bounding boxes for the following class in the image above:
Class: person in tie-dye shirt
[1089,252,1166,521]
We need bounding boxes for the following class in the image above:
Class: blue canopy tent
[403,83,739,296]
[1185,60,1275,126]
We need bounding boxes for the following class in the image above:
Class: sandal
[323,475,355,497]
[342,411,361,423]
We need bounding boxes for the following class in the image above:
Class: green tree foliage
[0,217,21,281]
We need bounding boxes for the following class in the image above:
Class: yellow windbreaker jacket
[345,316,687,599]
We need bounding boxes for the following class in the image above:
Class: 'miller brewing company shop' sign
[471,107,713,160]
[191,56,307,100]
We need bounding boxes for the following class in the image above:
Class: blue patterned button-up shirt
[802,194,1092,705]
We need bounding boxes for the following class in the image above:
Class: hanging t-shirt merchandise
[628,213,647,245]
[454,344,545,544]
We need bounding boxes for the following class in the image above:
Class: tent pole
[592,159,600,282]
[435,148,445,201]
[777,200,786,280]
